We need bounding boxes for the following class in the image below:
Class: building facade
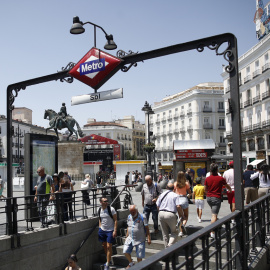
[150,82,226,171]
[223,33,270,166]
[82,116,145,159]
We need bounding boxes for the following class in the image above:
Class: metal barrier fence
[130,193,270,270]
[0,185,133,239]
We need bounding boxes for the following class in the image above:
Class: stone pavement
[126,186,232,230]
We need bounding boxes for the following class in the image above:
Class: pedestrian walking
[243,165,258,204]
[250,164,270,197]
[173,171,191,236]
[141,175,162,234]
[34,166,55,227]
[125,172,130,191]
[156,182,185,247]
[223,161,235,223]
[204,163,231,238]
[192,178,205,222]
[98,197,117,270]
[123,205,151,269]
[0,175,5,200]
[96,171,103,193]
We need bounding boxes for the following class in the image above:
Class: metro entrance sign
[69,47,122,90]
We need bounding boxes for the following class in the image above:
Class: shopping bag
[46,201,56,223]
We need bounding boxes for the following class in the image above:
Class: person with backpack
[98,197,117,270]
[141,175,162,234]
[34,166,55,227]
[156,182,185,248]
[123,205,151,269]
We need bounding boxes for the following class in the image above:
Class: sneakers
[231,219,235,224]
[126,261,135,269]
[210,232,215,238]
[178,231,183,237]
[198,219,202,223]
[104,264,110,270]
[181,224,187,235]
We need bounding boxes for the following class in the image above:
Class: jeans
[143,204,159,231]
[37,195,50,225]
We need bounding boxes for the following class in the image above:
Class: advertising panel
[185,162,207,182]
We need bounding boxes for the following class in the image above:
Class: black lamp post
[142,101,154,177]
[70,16,117,50]
[12,123,24,174]
[152,135,157,182]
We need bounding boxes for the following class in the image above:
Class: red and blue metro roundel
[69,47,122,90]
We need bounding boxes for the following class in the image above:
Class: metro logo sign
[69,47,122,90]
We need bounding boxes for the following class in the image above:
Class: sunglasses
[37,171,41,173]
[102,200,108,203]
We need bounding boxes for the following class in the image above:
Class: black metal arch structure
[6,32,245,267]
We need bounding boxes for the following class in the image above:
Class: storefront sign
[176,152,207,159]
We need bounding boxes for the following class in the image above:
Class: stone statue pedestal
[58,141,84,178]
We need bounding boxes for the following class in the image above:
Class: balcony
[253,95,261,104]
[244,75,252,84]
[218,108,225,113]
[156,119,160,124]
[180,111,185,117]
[219,142,226,147]
[244,99,252,108]
[161,117,166,123]
[262,120,270,128]
[187,126,193,131]
[262,90,270,100]
[173,129,179,134]
[253,69,261,78]
[180,128,185,133]
[225,87,230,93]
[168,129,173,135]
[243,125,253,132]
[203,123,213,129]
[167,115,173,121]
[187,109,192,115]
[226,131,232,137]
[203,106,212,113]
[253,122,262,130]
[218,125,226,130]
[262,62,270,73]
[173,113,179,119]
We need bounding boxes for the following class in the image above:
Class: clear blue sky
[0,0,259,129]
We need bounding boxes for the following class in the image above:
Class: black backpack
[98,205,113,221]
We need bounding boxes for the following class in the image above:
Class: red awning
[79,134,119,145]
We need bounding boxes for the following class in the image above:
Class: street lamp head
[142,101,150,112]
[104,34,117,50]
[70,16,85,35]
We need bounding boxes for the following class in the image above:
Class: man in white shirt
[223,161,235,221]
[98,197,117,270]
[156,182,185,247]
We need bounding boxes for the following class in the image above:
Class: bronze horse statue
[44,109,84,140]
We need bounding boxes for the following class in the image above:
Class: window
[255,60,260,70]
[220,150,226,155]
[175,122,178,129]
[246,66,250,75]
[219,118,225,126]
[256,84,260,96]
[163,153,168,161]
[266,79,270,91]
[181,120,184,127]
[205,133,210,139]
[218,102,224,109]
[181,105,184,110]
[163,137,166,144]
[175,108,178,112]
[204,101,210,108]
[188,103,191,108]
[220,136,225,143]
[169,124,172,131]
[204,117,210,123]
[249,114,252,126]
[265,53,269,63]
[157,114,160,119]
[247,89,251,99]
[257,110,261,123]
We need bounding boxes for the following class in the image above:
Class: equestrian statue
[44,103,84,140]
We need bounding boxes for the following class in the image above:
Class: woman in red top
[204,163,231,238]
[174,171,192,236]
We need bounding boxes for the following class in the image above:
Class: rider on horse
[56,103,68,128]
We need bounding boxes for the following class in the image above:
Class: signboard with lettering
[175,152,207,159]
[69,47,122,90]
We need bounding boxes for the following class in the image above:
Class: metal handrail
[61,185,135,270]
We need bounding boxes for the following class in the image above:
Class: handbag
[81,182,89,190]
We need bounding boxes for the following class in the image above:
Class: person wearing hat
[223,161,235,223]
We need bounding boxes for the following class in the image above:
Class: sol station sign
[69,47,122,90]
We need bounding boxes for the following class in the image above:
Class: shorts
[227,191,235,204]
[207,197,221,215]
[97,184,102,188]
[178,196,189,210]
[98,228,114,244]
[123,241,145,259]
[195,199,204,209]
